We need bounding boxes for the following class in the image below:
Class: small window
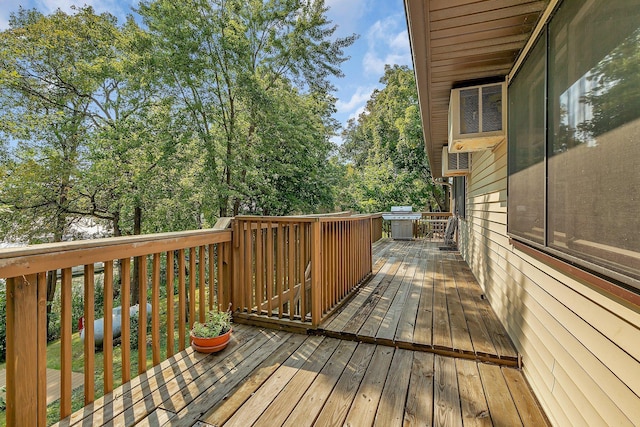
[453,176,466,219]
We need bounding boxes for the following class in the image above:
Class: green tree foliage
[137,0,355,218]
[338,65,445,213]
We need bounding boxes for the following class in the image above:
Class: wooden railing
[0,212,379,425]
[370,213,383,243]
[0,229,232,426]
[232,214,374,327]
[414,212,452,240]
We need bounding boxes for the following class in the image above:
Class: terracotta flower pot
[190,328,232,353]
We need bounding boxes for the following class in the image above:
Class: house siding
[459,141,640,426]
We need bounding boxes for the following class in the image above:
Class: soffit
[404,0,549,178]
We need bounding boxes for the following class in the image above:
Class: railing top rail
[0,228,231,279]
[234,211,355,223]
[421,212,452,217]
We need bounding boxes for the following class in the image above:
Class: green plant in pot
[190,306,232,353]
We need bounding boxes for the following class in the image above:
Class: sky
[0,0,413,142]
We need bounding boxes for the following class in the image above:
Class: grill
[382,206,422,240]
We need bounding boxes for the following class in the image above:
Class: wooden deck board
[221,336,326,426]
[312,342,377,426]
[58,240,548,427]
[321,239,518,365]
[375,250,419,341]
[60,327,548,427]
[434,355,463,427]
[191,333,308,426]
[478,363,523,427]
[282,340,358,426]
[373,348,413,427]
[343,345,395,426]
[413,251,435,346]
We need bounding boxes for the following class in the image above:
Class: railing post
[6,274,43,426]
[223,240,233,312]
[311,219,322,326]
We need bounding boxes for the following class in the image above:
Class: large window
[508,0,640,289]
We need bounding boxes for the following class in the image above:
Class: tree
[138,0,356,219]
[338,65,445,213]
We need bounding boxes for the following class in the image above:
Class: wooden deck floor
[57,239,549,427]
[320,239,518,365]
[58,323,547,427]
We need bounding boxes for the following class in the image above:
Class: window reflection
[548,0,640,281]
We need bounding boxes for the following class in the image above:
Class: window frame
[506,0,640,295]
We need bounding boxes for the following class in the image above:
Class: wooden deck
[56,239,548,427]
[320,239,519,365]
[58,323,547,427]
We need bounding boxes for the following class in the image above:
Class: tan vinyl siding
[459,142,640,426]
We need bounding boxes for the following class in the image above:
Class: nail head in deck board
[222,335,325,426]
[434,355,463,427]
[502,366,550,427]
[373,348,414,427]
[404,352,435,427]
[478,363,523,427]
[343,346,395,426]
[252,338,342,426]
[456,358,492,427]
[201,333,308,426]
[313,342,377,427]
[282,340,359,427]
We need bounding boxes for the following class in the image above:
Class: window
[453,176,466,219]
[508,0,640,289]
[508,35,545,245]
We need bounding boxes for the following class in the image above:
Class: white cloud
[363,15,411,76]
[325,0,367,34]
[348,103,368,122]
[0,0,135,30]
[336,85,375,114]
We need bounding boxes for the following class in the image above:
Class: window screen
[508,0,640,288]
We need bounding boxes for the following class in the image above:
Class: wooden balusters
[103,261,114,393]
[121,258,131,383]
[61,268,73,418]
[178,249,186,351]
[152,253,161,366]
[199,246,206,323]
[166,251,175,357]
[84,264,95,404]
[138,256,148,375]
